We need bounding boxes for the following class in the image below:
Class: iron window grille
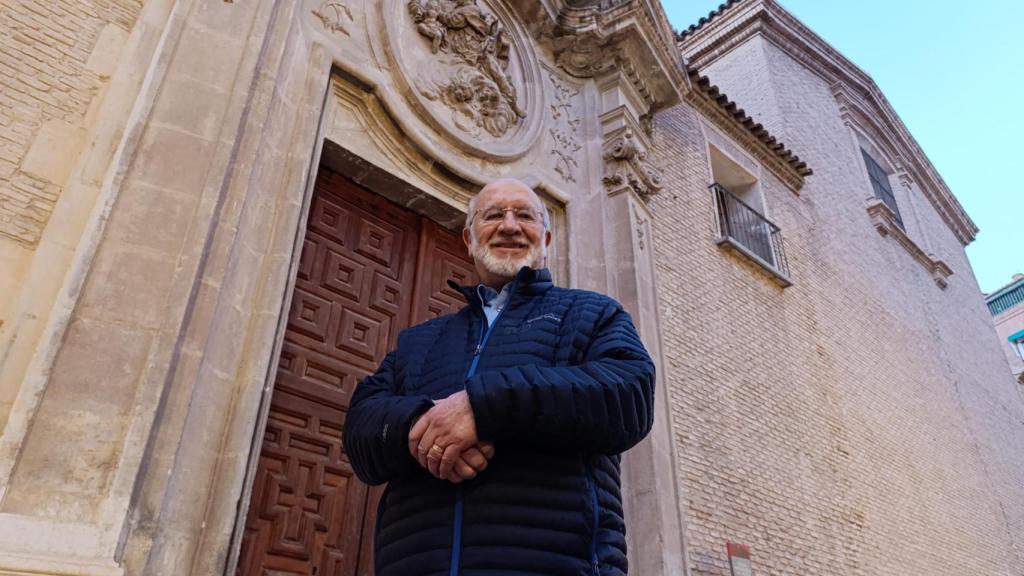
[711,183,791,285]
[861,149,903,228]
[988,284,1024,316]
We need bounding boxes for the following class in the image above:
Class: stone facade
[0,0,1020,575]
[0,1,685,574]
[0,0,143,420]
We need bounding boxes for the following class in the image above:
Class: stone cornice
[831,82,977,246]
[678,0,978,246]
[540,0,689,112]
[685,68,809,192]
[866,198,953,289]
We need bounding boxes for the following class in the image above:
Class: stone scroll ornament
[312,1,354,35]
[603,129,664,200]
[408,0,526,138]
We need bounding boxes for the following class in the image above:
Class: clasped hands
[408,390,494,483]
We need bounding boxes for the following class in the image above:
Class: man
[343,178,655,575]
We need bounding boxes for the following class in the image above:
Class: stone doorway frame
[226,56,585,565]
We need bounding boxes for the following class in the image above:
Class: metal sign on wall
[727,542,753,576]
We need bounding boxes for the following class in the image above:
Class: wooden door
[237,171,477,575]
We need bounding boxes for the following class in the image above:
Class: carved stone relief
[634,207,649,251]
[409,0,524,137]
[602,129,663,200]
[383,0,542,159]
[550,129,582,183]
[547,70,582,183]
[312,1,354,35]
[554,34,616,79]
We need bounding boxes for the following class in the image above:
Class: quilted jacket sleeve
[465,300,655,455]
[343,350,435,485]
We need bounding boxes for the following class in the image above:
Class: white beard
[470,232,546,280]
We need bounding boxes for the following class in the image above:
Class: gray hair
[465,183,551,231]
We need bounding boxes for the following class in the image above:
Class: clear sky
[662,0,1023,294]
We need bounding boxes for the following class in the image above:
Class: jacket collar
[448,266,553,307]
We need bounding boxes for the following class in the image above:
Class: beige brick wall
[649,36,1024,576]
[0,1,141,246]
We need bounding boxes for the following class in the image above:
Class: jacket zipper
[587,463,600,575]
[450,293,506,576]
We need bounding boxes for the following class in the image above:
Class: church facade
[0,1,1020,575]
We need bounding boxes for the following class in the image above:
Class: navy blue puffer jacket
[343,267,656,576]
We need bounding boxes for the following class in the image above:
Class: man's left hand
[408,390,479,478]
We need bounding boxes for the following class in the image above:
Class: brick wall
[0,0,141,246]
[648,35,1024,576]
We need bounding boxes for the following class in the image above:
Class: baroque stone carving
[554,34,615,79]
[634,209,648,251]
[602,129,663,200]
[409,0,525,138]
[312,1,353,35]
[550,128,581,182]
[547,70,582,182]
[549,72,579,127]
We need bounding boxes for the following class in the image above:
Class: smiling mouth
[490,241,527,250]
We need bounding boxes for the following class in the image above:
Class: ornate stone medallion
[382,0,543,160]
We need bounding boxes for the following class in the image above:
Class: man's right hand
[446,441,495,484]
[409,415,495,483]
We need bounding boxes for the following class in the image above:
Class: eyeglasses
[473,205,544,226]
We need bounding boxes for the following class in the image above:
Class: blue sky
[662,1,1023,294]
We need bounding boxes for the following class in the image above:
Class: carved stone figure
[409,2,445,52]
[408,0,526,137]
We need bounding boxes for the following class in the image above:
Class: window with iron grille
[706,143,791,286]
[862,149,903,228]
[711,183,790,282]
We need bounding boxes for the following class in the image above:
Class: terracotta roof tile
[687,66,813,178]
[674,0,741,41]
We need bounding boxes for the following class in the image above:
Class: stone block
[77,241,179,329]
[0,239,32,323]
[130,126,214,196]
[85,23,129,78]
[19,119,87,186]
[167,25,245,90]
[106,183,199,255]
[150,75,229,140]
[0,317,153,522]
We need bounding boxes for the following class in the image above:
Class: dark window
[862,149,903,228]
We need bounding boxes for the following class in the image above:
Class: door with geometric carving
[237,170,478,576]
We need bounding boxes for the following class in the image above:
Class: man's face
[463,181,552,285]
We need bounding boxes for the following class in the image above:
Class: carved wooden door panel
[412,219,479,325]
[237,171,477,576]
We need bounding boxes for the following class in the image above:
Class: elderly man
[343,178,655,575]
